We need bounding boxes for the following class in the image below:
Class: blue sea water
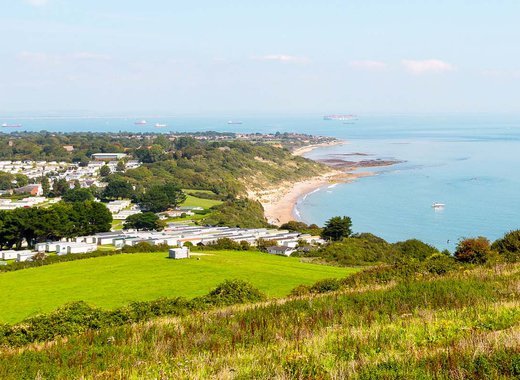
[4,114,520,250]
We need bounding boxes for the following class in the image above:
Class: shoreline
[251,140,399,226]
[292,140,347,156]
[248,170,365,225]
[248,152,375,225]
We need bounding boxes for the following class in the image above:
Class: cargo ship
[134,120,147,125]
[323,114,357,121]
[1,123,22,128]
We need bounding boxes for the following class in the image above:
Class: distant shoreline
[250,140,377,225]
[292,140,347,156]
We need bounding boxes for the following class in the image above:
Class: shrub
[0,280,265,347]
[309,278,341,293]
[393,239,439,261]
[195,279,266,307]
[454,237,494,264]
[290,284,311,297]
[492,230,520,262]
[121,242,169,253]
[423,253,457,275]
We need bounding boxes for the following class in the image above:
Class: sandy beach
[248,168,372,225]
[292,140,347,156]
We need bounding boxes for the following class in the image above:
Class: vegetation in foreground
[0,263,518,379]
[0,250,355,324]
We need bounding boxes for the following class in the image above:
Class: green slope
[0,250,356,323]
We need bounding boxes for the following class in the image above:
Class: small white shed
[17,251,35,262]
[169,247,190,259]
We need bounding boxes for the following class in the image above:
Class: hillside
[1,263,518,379]
[0,250,354,324]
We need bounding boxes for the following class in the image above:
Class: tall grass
[0,264,518,379]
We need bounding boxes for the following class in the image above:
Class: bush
[194,279,266,307]
[492,230,520,262]
[454,237,494,264]
[393,239,439,261]
[0,280,265,347]
[423,253,457,275]
[309,278,341,293]
[121,242,170,253]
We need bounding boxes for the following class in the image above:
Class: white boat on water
[134,120,147,125]
[155,123,167,128]
[432,203,445,209]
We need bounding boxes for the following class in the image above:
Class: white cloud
[25,0,48,6]
[349,60,387,71]
[254,54,309,63]
[402,59,455,74]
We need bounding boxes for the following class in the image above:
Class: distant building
[62,145,74,152]
[91,153,127,161]
[169,247,190,259]
[266,246,296,256]
[14,184,43,196]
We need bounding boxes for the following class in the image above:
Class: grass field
[1,264,518,379]
[0,250,356,324]
[181,193,222,210]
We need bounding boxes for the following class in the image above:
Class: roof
[267,246,293,252]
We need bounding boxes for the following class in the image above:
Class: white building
[1,250,19,260]
[56,242,97,255]
[92,153,127,161]
[169,247,190,259]
[16,251,36,262]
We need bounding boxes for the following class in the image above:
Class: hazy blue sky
[2,1,520,115]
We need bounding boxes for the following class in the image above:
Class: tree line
[0,200,112,249]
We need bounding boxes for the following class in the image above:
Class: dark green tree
[116,160,126,172]
[52,178,70,197]
[124,212,165,231]
[71,201,112,235]
[492,230,520,262]
[139,183,186,212]
[41,176,51,196]
[102,179,134,200]
[321,216,352,241]
[62,188,94,203]
[99,165,111,177]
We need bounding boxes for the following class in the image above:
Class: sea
[4,114,520,250]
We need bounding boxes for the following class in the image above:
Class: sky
[1,0,520,115]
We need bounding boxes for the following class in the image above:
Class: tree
[491,230,520,262]
[393,239,439,261]
[14,174,29,187]
[71,201,112,235]
[102,179,134,200]
[116,160,126,172]
[454,237,494,264]
[321,216,352,241]
[62,188,94,203]
[124,212,165,231]
[52,178,70,197]
[41,176,51,196]
[0,171,15,190]
[138,183,186,212]
[99,164,111,177]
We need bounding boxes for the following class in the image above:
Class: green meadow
[0,250,356,324]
